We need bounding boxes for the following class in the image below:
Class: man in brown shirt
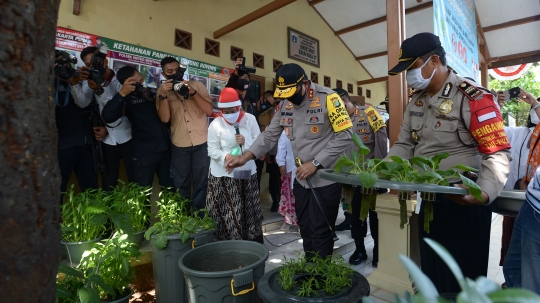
[156,57,213,210]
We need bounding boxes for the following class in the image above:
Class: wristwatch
[532,102,540,111]
[189,90,198,97]
[158,94,167,100]
[312,159,323,169]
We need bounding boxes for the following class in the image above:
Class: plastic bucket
[178,240,269,303]
[150,229,214,303]
[126,229,146,247]
[60,236,102,264]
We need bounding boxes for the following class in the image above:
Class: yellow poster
[326,93,353,132]
[365,106,385,132]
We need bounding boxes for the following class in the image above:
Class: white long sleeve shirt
[504,126,534,189]
[207,113,260,178]
[70,77,132,146]
[276,130,296,187]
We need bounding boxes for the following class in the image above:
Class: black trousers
[133,150,173,188]
[418,193,492,293]
[294,181,342,260]
[101,140,136,191]
[350,187,379,262]
[170,143,209,210]
[58,144,98,193]
[266,161,281,205]
[255,159,264,188]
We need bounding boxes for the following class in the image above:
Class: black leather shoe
[335,213,351,231]
[271,204,278,212]
[349,251,367,265]
[372,260,378,267]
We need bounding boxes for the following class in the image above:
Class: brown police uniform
[248,78,353,259]
[388,71,510,292]
[348,105,388,265]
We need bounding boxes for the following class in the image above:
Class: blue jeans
[503,202,540,294]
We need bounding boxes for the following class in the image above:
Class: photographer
[69,46,136,190]
[102,66,173,188]
[156,57,213,210]
[226,58,258,118]
[54,50,97,195]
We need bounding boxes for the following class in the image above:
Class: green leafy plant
[276,253,354,298]
[144,189,216,249]
[60,186,108,243]
[56,232,141,303]
[110,181,152,233]
[362,238,540,303]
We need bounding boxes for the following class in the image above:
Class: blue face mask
[406,56,436,90]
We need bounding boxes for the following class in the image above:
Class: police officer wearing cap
[387,32,510,292]
[225,63,353,259]
[335,88,388,267]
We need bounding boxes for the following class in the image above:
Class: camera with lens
[133,83,157,102]
[173,81,190,99]
[87,46,108,85]
[237,56,256,75]
[54,50,80,78]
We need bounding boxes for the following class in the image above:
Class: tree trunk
[0,0,61,302]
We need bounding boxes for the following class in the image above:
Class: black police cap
[274,63,307,99]
[388,32,441,75]
[333,88,349,100]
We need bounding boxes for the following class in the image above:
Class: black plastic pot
[179,240,269,303]
[150,229,214,303]
[257,268,370,303]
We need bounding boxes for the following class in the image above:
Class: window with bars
[205,38,220,57]
[336,80,342,89]
[324,76,331,87]
[311,72,318,84]
[358,86,363,96]
[230,46,243,61]
[273,59,283,72]
[253,53,264,69]
[174,29,192,50]
[366,89,371,98]
[347,83,353,94]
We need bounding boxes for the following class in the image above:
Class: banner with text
[433,0,479,81]
[55,27,234,106]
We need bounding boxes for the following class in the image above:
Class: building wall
[57,0,387,103]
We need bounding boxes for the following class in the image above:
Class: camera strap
[55,77,70,107]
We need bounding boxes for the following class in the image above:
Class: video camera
[54,50,80,78]
[133,83,157,102]
[237,56,256,75]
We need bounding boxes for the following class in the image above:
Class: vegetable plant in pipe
[334,133,387,221]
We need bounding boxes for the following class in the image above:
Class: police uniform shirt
[248,82,353,188]
[55,79,94,149]
[103,93,171,156]
[349,105,388,160]
[387,71,510,203]
[70,77,133,145]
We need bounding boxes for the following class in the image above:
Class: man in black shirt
[55,53,98,195]
[102,66,173,188]
[226,58,258,118]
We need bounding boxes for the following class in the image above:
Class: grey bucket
[178,240,269,303]
[150,229,214,303]
[126,229,146,247]
[60,236,102,264]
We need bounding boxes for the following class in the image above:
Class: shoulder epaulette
[457,81,484,101]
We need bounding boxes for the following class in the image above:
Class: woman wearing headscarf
[206,87,264,243]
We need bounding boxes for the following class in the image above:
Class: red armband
[467,94,510,154]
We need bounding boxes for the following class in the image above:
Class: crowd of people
[55,32,540,295]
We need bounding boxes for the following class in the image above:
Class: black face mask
[236,79,250,90]
[288,85,305,105]
[261,100,272,111]
[166,68,185,81]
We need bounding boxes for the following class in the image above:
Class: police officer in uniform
[387,33,510,292]
[225,64,353,259]
[335,88,388,266]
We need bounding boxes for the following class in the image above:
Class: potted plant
[362,238,540,303]
[257,253,370,302]
[60,186,109,264]
[56,232,141,303]
[144,189,216,303]
[110,182,152,246]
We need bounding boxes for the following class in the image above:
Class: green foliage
[110,181,152,233]
[60,186,108,243]
[489,65,540,126]
[362,238,540,303]
[56,232,140,303]
[144,189,216,249]
[277,253,354,298]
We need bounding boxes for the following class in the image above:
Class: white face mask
[406,56,436,90]
[531,109,540,125]
[222,112,240,124]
